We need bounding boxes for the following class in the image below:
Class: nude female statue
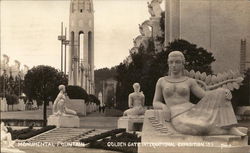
[52,85,77,116]
[152,51,246,136]
[123,83,145,116]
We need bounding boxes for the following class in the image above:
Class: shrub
[66,85,89,101]
[88,94,100,105]
[89,132,140,153]
[10,125,56,140]
[80,129,125,144]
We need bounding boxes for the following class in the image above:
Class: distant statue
[139,21,152,37]
[2,54,10,69]
[1,122,15,148]
[133,36,144,48]
[11,60,21,78]
[152,51,247,136]
[2,54,10,76]
[123,83,145,116]
[147,2,155,17]
[147,0,163,17]
[52,85,77,116]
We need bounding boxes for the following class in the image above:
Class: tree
[66,85,89,101]
[24,65,68,126]
[232,69,250,107]
[0,74,25,98]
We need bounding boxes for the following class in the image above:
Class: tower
[164,0,180,46]
[68,0,94,94]
[240,39,247,74]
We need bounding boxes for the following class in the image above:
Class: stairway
[26,128,108,144]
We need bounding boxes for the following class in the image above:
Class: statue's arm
[65,93,70,101]
[128,94,133,108]
[142,94,145,106]
[2,125,8,132]
[190,78,206,99]
[153,78,165,109]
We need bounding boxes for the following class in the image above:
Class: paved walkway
[1,109,119,129]
[16,146,119,153]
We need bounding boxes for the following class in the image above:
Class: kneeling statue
[52,85,77,116]
[123,83,145,116]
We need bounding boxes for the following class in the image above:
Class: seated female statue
[153,51,246,136]
[52,85,77,116]
[123,83,145,116]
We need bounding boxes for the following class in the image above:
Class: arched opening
[70,31,76,85]
[79,31,84,62]
[79,31,85,87]
[70,31,75,66]
[88,31,92,66]
[88,31,92,93]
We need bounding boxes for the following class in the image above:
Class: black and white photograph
[0,0,250,152]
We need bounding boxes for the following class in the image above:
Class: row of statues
[1,54,29,79]
[123,51,247,136]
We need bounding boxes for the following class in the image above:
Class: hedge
[80,128,125,144]
[66,85,89,100]
[8,125,56,140]
[89,132,141,153]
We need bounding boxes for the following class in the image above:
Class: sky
[1,0,163,72]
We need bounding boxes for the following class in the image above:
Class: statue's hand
[162,104,170,112]
[225,89,232,100]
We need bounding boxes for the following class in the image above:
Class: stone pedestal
[47,115,80,128]
[117,116,144,131]
[139,110,249,153]
[66,99,86,116]
[1,147,26,153]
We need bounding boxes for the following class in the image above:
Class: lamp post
[63,27,70,74]
[58,22,66,72]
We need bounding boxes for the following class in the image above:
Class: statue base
[117,116,144,131]
[47,115,80,128]
[139,110,249,153]
[1,147,26,153]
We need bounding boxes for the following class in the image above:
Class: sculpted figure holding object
[153,51,246,136]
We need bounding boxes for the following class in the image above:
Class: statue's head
[168,51,185,75]
[1,122,4,129]
[133,83,140,92]
[58,85,66,92]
